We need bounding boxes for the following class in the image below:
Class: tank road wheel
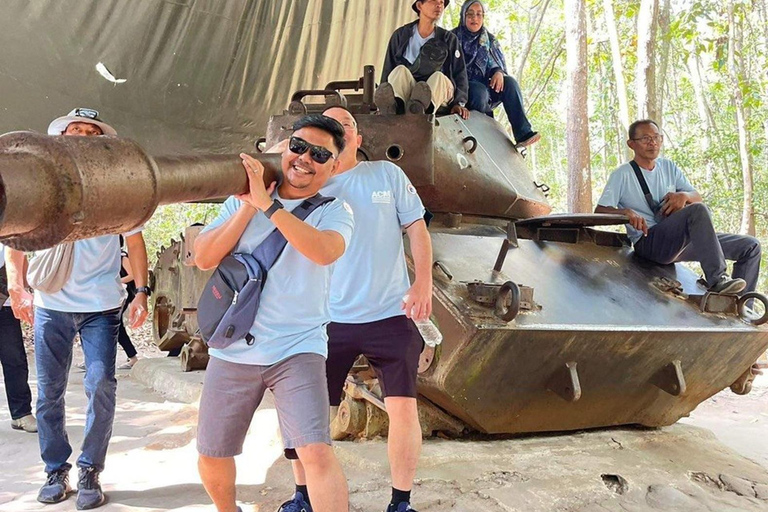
[495,281,521,322]
[737,292,768,326]
[730,365,758,395]
[335,398,367,438]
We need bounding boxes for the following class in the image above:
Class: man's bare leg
[291,459,307,485]
[295,443,348,512]
[385,396,421,491]
[199,455,239,512]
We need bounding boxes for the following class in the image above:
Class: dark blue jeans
[0,306,33,420]
[34,307,120,473]
[466,76,535,143]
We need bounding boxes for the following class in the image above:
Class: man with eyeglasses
[595,119,761,295]
[4,108,150,510]
[193,114,354,512]
[277,106,431,512]
[377,0,470,119]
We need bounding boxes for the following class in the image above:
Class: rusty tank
[1,67,766,438]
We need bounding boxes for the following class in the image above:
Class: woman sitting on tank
[452,0,540,147]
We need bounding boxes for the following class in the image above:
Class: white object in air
[95,62,127,84]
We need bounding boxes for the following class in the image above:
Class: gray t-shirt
[597,158,695,243]
[321,161,425,324]
[33,228,142,313]
[201,192,355,366]
[404,25,435,65]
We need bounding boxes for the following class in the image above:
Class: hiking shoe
[516,132,541,148]
[76,466,105,510]
[37,468,72,504]
[708,276,747,295]
[387,502,418,512]
[11,414,37,433]
[407,81,433,114]
[375,83,398,115]
[278,491,313,512]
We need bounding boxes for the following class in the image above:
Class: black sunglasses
[74,108,100,120]
[289,136,336,164]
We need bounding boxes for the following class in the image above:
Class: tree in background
[565,0,592,212]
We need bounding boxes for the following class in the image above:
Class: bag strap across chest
[628,160,657,213]
[251,194,335,272]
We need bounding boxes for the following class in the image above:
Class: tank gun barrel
[0,131,281,251]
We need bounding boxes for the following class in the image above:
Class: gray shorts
[196,353,331,458]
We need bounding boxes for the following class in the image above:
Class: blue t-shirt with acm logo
[321,161,425,324]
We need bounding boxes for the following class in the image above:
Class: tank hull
[419,226,768,434]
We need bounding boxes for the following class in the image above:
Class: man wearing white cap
[4,108,150,510]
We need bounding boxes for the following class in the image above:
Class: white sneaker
[11,414,38,433]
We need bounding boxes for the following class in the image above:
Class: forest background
[145,0,768,291]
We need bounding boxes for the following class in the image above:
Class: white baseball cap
[47,108,117,136]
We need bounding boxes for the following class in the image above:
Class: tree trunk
[656,0,671,119]
[727,3,755,236]
[565,0,592,213]
[686,54,713,181]
[603,0,631,160]
[636,0,659,121]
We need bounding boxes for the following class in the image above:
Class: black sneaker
[708,276,747,295]
[37,468,72,504]
[76,466,105,510]
[386,502,418,512]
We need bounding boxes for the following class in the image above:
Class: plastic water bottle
[403,295,443,347]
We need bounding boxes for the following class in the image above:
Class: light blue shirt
[597,158,695,243]
[201,192,355,366]
[404,25,435,65]
[33,228,142,313]
[321,161,425,324]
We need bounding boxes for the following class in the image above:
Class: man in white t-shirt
[5,108,150,510]
[194,115,354,512]
[595,119,761,295]
[378,0,470,119]
[278,106,432,512]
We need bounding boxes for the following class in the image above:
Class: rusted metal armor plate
[414,228,768,434]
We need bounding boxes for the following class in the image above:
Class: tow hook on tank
[466,281,539,322]
[651,277,768,325]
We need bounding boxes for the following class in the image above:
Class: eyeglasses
[73,108,100,120]
[631,134,663,145]
[466,11,484,18]
[289,136,336,164]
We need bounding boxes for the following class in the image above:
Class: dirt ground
[1,330,767,512]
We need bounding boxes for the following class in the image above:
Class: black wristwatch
[264,199,284,219]
[135,286,151,297]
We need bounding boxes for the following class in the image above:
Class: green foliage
[143,203,220,266]
[442,0,768,291]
